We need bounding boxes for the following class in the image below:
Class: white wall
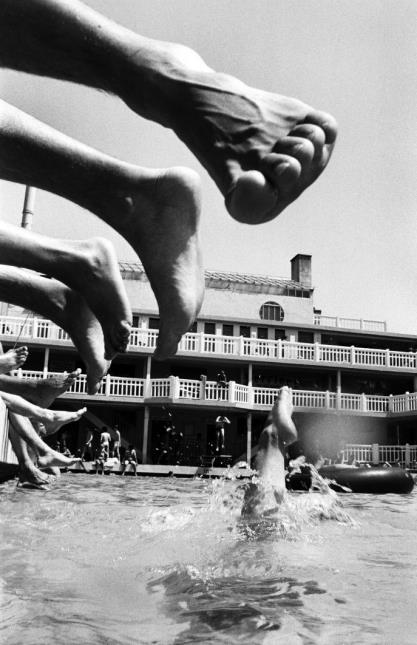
[124,278,314,325]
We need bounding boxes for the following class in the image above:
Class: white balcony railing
[345,443,417,468]
[314,314,387,332]
[0,316,415,373]
[9,370,417,417]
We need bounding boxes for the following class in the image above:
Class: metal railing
[8,370,417,416]
[0,315,415,372]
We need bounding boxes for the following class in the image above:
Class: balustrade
[0,315,414,372]
[5,369,417,416]
[344,443,417,467]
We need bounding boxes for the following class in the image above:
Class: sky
[1,0,416,334]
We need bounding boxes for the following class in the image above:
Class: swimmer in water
[241,386,298,518]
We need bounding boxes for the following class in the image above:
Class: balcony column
[42,347,50,377]
[171,375,180,400]
[145,356,152,380]
[104,374,111,397]
[215,325,222,354]
[405,443,411,468]
[199,331,205,353]
[336,370,342,409]
[228,380,236,403]
[200,375,207,400]
[246,412,252,465]
[247,363,253,387]
[142,406,150,464]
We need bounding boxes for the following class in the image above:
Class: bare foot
[0,346,28,374]
[18,462,51,489]
[121,43,337,224]
[37,450,84,470]
[103,166,204,360]
[57,237,132,359]
[42,407,87,435]
[0,369,82,408]
[34,369,81,406]
[54,287,111,394]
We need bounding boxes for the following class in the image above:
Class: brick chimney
[291,254,312,287]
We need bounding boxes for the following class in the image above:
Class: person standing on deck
[112,424,121,460]
[100,426,111,460]
[215,415,230,453]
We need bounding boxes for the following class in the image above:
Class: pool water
[1,473,416,644]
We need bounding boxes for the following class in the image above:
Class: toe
[304,110,338,144]
[272,136,315,167]
[226,169,289,224]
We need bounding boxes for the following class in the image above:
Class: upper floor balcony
[13,370,417,417]
[313,314,387,332]
[0,315,415,374]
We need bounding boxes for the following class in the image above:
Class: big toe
[225,165,300,225]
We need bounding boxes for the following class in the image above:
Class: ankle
[116,37,210,125]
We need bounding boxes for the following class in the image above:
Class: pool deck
[0,461,254,483]
[71,462,254,479]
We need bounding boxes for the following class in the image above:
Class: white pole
[21,186,36,230]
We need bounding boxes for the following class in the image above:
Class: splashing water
[1,472,416,644]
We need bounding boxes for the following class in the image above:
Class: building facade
[1,254,417,467]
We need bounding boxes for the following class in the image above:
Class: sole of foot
[112,166,204,360]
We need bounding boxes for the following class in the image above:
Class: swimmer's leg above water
[0,0,337,225]
[0,266,110,394]
[241,387,297,518]
[0,100,204,360]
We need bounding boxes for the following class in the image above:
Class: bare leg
[0,346,28,374]
[0,370,80,408]
[8,422,51,488]
[0,266,110,394]
[0,391,86,434]
[0,102,204,359]
[241,387,297,517]
[0,224,130,361]
[0,0,337,224]
[8,411,85,469]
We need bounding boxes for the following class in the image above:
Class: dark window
[149,318,160,330]
[240,326,251,338]
[274,329,286,341]
[132,314,140,328]
[257,327,268,339]
[259,301,284,321]
[204,322,216,335]
[298,331,314,344]
[222,324,234,336]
